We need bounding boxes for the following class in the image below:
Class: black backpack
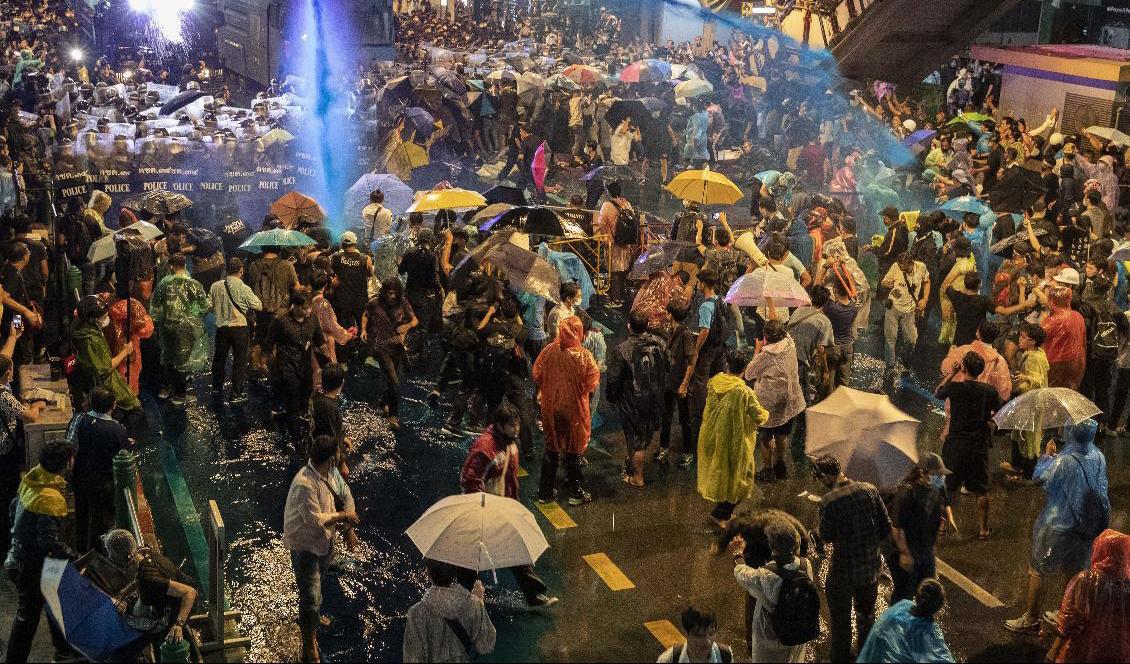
[769,562,821,647]
[610,200,641,245]
[1090,305,1119,361]
[628,335,668,405]
[1068,454,1110,540]
[704,297,733,350]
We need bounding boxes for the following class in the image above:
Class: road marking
[583,553,636,591]
[517,466,528,478]
[644,620,683,649]
[936,558,1005,608]
[535,501,577,529]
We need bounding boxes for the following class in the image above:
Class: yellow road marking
[517,466,528,478]
[535,501,577,529]
[644,620,684,649]
[583,553,635,591]
[936,558,1005,608]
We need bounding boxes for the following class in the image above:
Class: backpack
[704,296,733,350]
[1090,305,1119,360]
[1069,454,1110,540]
[769,562,821,647]
[610,200,641,246]
[628,335,668,405]
[707,248,740,294]
[256,258,292,313]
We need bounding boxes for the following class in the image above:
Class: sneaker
[427,391,441,409]
[157,387,171,400]
[567,490,592,506]
[654,447,670,463]
[1004,614,1039,633]
[1042,610,1060,625]
[534,491,556,505]
[677,453,694,469]
[528,594,559,608]
[169,394,186,407]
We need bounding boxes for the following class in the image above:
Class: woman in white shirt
[729,520,813,663]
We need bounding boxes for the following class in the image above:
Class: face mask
[98,315,110,328]
[930,474,946,490]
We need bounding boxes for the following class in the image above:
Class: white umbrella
[1110,240,1130,262]
[1086,125,1130,147]
[406,492,548,572]
[993,387,1101,433]
[86,223,164,264]
[725,268,810,307]
[805,387,920,488]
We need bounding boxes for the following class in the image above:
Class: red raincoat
[532,316,600,455]
[1055,529,1130,663]
[107,297,153,395]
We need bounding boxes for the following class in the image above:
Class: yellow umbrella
[406,188,487,213]
[665,169,744,205]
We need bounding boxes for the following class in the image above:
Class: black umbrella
[987,166,1044,212]
[507,55,537,73]
[159,90,206,116]
[140,190,193,215]
[480,206,565,236]
[483,184,528,206]
[384,76,414,98]
[452,231,562,302]
[606,97,667,129]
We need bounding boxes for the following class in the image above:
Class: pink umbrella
[531,141,548,192]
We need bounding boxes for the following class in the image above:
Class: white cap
[340,231,358,245]
[1054,267,1080,286]
[1049,132,1065,147]
[902,119,917,132]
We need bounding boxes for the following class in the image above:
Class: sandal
[978,529,992,541]
[621,474,644,489]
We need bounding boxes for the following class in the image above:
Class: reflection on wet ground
[143,313,1125,663]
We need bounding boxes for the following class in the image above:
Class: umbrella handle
[479,541,498,584]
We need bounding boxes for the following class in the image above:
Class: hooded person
[533,316,601,504]
[72,294,141,412]
[1049,529,1130,663]
[83,189,113,237]
[697,350,770,527]
[857,579,955,663]
[148,254,211,406]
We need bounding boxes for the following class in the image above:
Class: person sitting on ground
[656,605,735,663]
[857,579,955,663]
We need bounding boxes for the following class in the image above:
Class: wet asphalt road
[138,301,1130,663]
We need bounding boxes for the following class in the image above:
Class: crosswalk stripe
[535,501,577,529]
[644,620,684,649]
[583,553,636,591]
[936,558,1005,608]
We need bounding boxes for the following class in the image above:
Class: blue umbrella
[404,107,436,138]
[41,558,148,661]
[239,229,317,253]
[902,129,937,156]
[347,173,414,217]
[755,169,782,182]
[939,195,991,220]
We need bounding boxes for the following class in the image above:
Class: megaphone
[734,231,768,267]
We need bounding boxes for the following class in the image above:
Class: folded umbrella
[480,206,565,236]
[938,195,990,220]
[483,184,528,206]
[407,187,487,213]
[270,192,326,228]
[805,387,921,488]
[993,388,1102,433]
[453,230,562,302]
[239,228,316,253]
[666,169,744,206]
[726,269,810,308]
[406,493,549,572]
[531,142,548,192]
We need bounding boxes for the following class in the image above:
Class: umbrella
[993,388,1102,433]
[1086,125,1130,147]
[406,188,487,213]
[666,169,744,205]
[562,64,602,86]
[805,387,921,488]
[629,241,692,279]
[725,269,810,307]
[619,59,673,84]
[582,163,638,183]
[480,206,565,236]
[990,227,1046,254]
[674,79,714,100]
[471,203,516,226]
[406,493,549,572]
[139,190,193,215]
[40,558,149,661]
[517,71,545,98]
[987,165,1044,212]
[1110,241,1130,262]
[404,107,436,138]
[485,69,518,83]
[346,173,415,217]
[483,184,528,206]
[239,228,316,253]
[260,127,295,148]
[531,142,548,191]
[901,129,936,156]
[270,192,326,228]
[605,98,666,128]
[438,72,467,96]
[546,74,581,92]
[87,223,164,264]
[945,112,993,126]
[453,230,562,302]
[938,195,990,220]
[158,89,206,116]
[507,54,537,72]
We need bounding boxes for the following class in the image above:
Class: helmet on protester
[76,294,108,322]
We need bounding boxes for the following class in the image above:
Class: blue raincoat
[857,600,954,663]
[538,243,594,309]
[1030,419,1110,576]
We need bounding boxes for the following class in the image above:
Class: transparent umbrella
[993,388,1101,433]
[725,269,810,308]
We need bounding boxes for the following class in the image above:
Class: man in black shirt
[946,272,1031,347]
[935,351,1001,540]
[270,291,325,442]
[311,363,346,450]
[0,243,41,377]
[398,228,444,336]
[330,231,372,329]
[877,206,908,276]
[71,387,132,553]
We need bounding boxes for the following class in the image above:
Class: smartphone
[12,314,22,330]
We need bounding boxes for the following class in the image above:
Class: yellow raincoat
[697,372,769,504]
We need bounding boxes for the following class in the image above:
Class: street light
[69,48,84,62]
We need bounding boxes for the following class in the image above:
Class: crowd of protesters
[0,0,1128,663]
